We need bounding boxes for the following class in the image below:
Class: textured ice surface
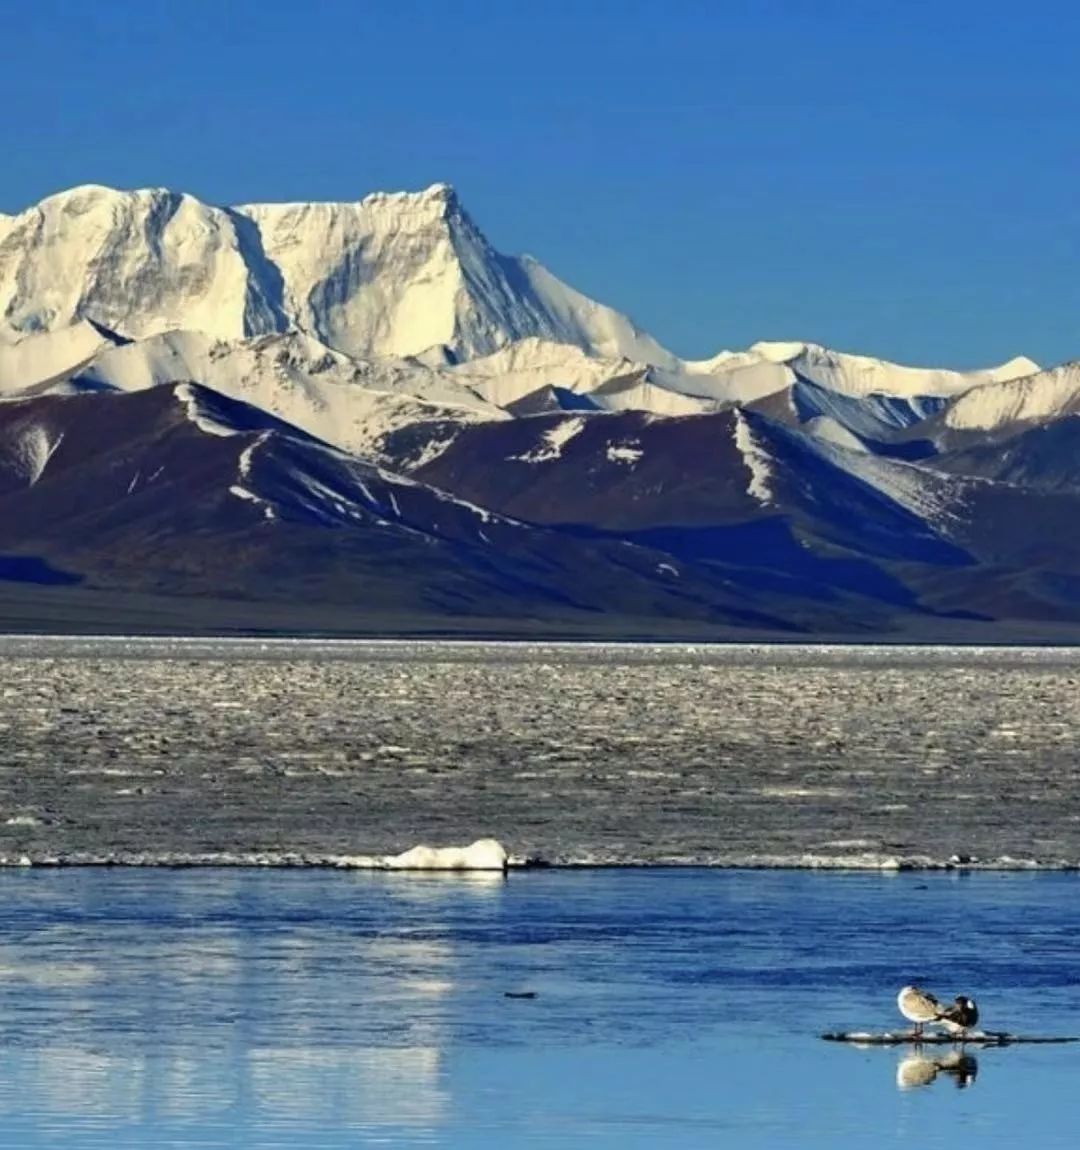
[1,639,1079,866]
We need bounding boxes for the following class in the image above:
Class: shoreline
[5,631,1080,650]
[1,855,1076,872]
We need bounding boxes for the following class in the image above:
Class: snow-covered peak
[996,355,1041,378]
[355,181,458,213]
[673,340,1036,405]
[0,180,1043,439]
[944,360,1080,432]
[0,185,265,341]
[785,343,1038,399]
[0,181,683,367]
[749,340,809,364]
[37,183,175,209]
[237,181,461,233]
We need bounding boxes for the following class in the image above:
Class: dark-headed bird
[936,995,979,1038]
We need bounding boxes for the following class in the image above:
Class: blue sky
[4,0,1079,367]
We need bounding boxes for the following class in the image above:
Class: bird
[896,1051,978,1091]
[935,1050,979,1088]
[896,1054,939,1090]
[897,985,942,1037]
[936,995,979,1038]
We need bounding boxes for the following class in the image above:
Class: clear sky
[4,0,1079,368]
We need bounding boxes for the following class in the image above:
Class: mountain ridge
[0,182,1037,385]
[1,180,1078,636]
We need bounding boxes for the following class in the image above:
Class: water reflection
[0,870,471,1138]
[249,1046,447,1126]
[0,1045,449,1128]
[897,1050,979,1090]
[0,869,1073,1150]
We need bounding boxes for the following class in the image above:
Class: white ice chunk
[381,838,509,871]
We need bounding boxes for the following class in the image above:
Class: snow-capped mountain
[3,179,1080,636]
[0,182,672,364]
[0,182,1033,402]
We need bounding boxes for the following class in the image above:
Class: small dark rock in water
[504,991,537,999]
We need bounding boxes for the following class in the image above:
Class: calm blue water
[0,869,1075,1147]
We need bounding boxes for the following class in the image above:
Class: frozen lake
[2,638,1080,866]
[0,868,1075,1148]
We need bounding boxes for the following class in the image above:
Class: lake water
[0,868,1076,1148]
[2,640,1078,1144]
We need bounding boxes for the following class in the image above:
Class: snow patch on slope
[449,338,635,408]
[733,410,774,506]
[173,383,239,437]
[5,425,64,485]
[510,417,587,463]
[810,434,965,527]
[230,432,277,519]
[791,377,945,437]
[803,416,869,452]
[0,320,118,395]
[229,483,276,520]
[592,374,716,417]
[662,355,794,405]
[408,430,464,471]
[606,440,643,466]
[512,257,678,368]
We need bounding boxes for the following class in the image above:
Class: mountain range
[2,181,1080,638]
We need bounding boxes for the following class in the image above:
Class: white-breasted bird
[896,1054,939,1090]
[897,985,942,1036]
[896,1050,978,1091]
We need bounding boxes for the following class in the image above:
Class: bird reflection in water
[896,1049,979,1091]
